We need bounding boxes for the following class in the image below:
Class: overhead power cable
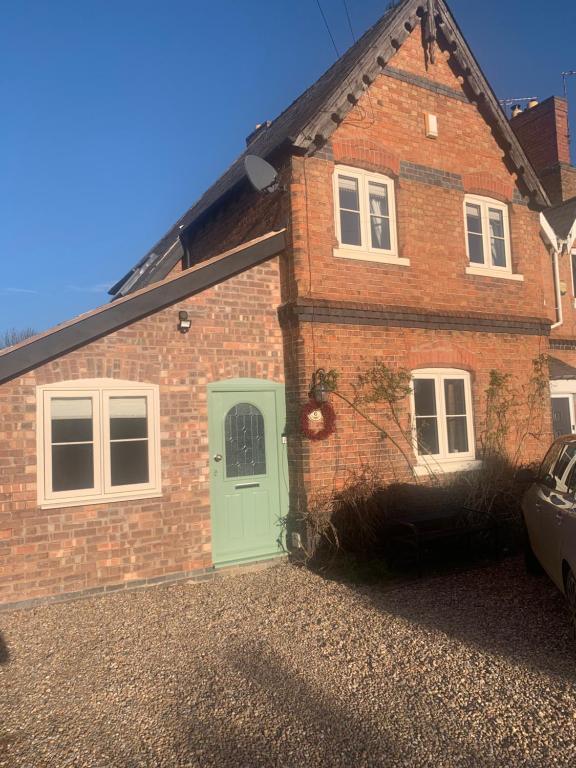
[342,0,356,42]
[315,0,340,57]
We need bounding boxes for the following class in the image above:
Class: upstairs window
[333,165,402,264]
[464,196,511,274]
[411,369,476,470]
[37,380,161,508]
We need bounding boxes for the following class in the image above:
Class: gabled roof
[543,197,576,252]
[0,230,286,386]
[110,0,549,297]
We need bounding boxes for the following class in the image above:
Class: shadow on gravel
[218,642,486,767]
[0,633,8,664]
[334,558,575,681]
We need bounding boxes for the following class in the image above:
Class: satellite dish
[244,155,279,194]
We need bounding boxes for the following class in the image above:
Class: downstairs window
[411,369,476,472]
[37,380,161,508]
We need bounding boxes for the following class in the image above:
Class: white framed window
[410,369,478,474]
[464,195,520,280]
[37,379,161,508]
[333,165,406,265]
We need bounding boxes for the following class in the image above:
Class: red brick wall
[290,323,551,494]
[0,259,284,606]
[284,25,554,500]
[289,29,554,322]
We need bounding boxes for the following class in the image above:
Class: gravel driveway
[1,558,575,768]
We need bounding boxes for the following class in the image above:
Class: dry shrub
[300,456,537,564]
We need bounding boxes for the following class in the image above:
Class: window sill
[333,247,410,266]
[414,458,482,477]
[465,266,524,281]
[39,489,162,510]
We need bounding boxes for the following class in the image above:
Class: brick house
[514,99,576,436]
[0,0,562,608]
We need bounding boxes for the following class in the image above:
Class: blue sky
[1,0,575,333]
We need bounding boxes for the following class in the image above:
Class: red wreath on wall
[300,399,336,441]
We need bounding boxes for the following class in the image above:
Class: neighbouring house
[0,0,564,608]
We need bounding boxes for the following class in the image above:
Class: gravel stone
[1,557,575,767]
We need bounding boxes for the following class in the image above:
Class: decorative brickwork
[462,172,514,203]
[332,138,400,177]
[400,161,463,190]
[280,299,550,336]
[383,65,469,103]
[550,339,576,351]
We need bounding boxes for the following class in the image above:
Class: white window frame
[410,368,479,476]
[464,195,521,281]
[37,379,161,509]
[551,395,576,439]
[333,164,407,265]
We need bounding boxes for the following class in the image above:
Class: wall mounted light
[178,310,191,334]
[309,368,338,403]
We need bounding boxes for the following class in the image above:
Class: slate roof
[543,197,576,244]
[110,0,550,297]
[549,356,576,381]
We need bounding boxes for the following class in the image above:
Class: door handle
[213,454,223,462]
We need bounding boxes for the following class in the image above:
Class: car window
[551,443,576,492]
[539,441,565,487]
[567,463,576,494]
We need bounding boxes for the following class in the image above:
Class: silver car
[522,435,576,637]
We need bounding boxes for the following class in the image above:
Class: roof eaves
[434,0,549,207]
[293,0,549,209]
[293,0,412,148]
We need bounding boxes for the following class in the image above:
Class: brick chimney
[510,96,576,205]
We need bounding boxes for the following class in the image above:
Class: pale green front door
[208,380,286,566]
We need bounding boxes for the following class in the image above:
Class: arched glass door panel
[224,403,266,478]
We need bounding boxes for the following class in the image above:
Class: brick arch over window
[332,138,400,178]
[408,344,477,374]
[462,172,514,204]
